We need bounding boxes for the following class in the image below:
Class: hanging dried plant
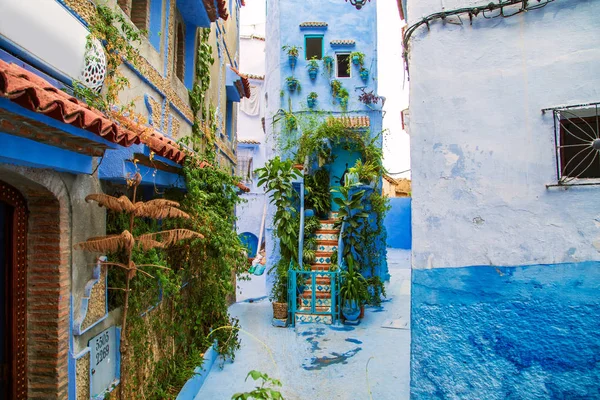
[134,200,191,220]
[75,230,135,253]
[137,229,203,250]
[85,194,134,213]
[75,172,202,397]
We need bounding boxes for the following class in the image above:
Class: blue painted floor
[195,249,411,400]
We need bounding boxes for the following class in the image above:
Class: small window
[336,53,350,78]
[236,153,254,184]
[305,36,323,60]
[118,0,149,32]
[175,21,185,81]
[556,106,600,181]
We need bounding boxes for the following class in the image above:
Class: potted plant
[307,58,319,80]
[305,168,331,219]
[286,76,301,93]
[330,79,342,97]
[339,259,369,324]
[358,88,383,108]
[307,92,318,108]
[282,45,301,69]
[359,67,369,82]
[322,55,334,76]
[337,87,349,109]
[350,51,365,66]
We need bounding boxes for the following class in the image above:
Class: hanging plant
[330,79,342,97]
[350,51,365,66]
[359,67,369,82]
[322,56,334,76]
[286,76,301,93]
[306,58,319,80]
[338,87,349,109]
[307,92,318,108]
[358,88,383,108]
[282,45,301,69]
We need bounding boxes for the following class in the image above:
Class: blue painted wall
[412,262,600,399]
[384,198,411,249]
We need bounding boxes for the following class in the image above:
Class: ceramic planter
[342,300,360,324]
[339,97,348,108]
[352,55,361,65]
[307,97,316,108]
[308,67,318,80]
[360,69,369,82]
[287,80,298,92]
[288,54,297,69]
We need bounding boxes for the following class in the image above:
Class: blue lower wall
[383,197,411,249]
[411,261,600,399]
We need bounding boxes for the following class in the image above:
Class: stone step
[305,276,331,285]
[298,306,331,313]
[310,264,332,271]
[295,313,332,325]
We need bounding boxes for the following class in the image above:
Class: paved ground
[196,249,411,400]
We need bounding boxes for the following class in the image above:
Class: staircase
[295,214,339,325]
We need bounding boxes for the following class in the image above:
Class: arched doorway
[0,180,28,400]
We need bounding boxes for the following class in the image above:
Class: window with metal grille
[544,102,600,186]
[236,154,254,184]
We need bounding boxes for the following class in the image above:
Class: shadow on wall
[384,198,411,249]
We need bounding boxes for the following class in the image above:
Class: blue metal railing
[288,269,340,326]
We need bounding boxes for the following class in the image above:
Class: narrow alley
[197,249,411,400]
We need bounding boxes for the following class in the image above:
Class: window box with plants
[307,92,318,108]
[286,76,301,93]
[282,45,301,69]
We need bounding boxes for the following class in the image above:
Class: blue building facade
[264,0,387,305]
[402,0,600,397]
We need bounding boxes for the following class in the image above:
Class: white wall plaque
[89,326,119,397]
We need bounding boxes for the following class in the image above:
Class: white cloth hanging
[240,84,260,116]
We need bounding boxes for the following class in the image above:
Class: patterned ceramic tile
[302,284,332,293]
[320,222,336,230]
[295,314,332,324]
[314,256,332,264]
[300,297,332,307]
[316,233,338,241]
[317,244,338,252]
[329,211,339,219]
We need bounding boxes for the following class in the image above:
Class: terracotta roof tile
[300,22,328,27]
[0,59,186,164]
[231,67,251,98]
[329,116,370,128]
[245,73,264,80]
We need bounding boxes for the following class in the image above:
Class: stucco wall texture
[407,0,600,397]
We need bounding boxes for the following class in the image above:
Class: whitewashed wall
[407,0,600,269]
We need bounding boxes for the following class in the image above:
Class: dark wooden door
[0,182,27,400]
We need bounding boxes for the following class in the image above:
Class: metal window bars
[542,102,600,187]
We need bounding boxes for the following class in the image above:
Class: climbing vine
[106,158,246,399]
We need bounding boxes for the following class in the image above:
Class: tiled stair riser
[295,314,332,324]
[320,222,336,230]
[316,233,338,241]
[314,255,332,265]
[302,284,332,293]
[300,297,332,307]
[317,244,337,252]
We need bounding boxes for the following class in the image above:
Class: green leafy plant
[231,370,284,400]
[322,56,334,76]
[282,45,301,58]
[256,157,302,302]
[307,58,320,70]
[330,79,342,97]
[339,259,369,305]
[350,51,365,67]
[333,185,369,267]
[305,168,331,218]
[366,276,386,306]
[308,92,318,101]
[285,76,301,92]
[349,159,379,185]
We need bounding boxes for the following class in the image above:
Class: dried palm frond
[137,238,165,251]
[133,201,190,220]
[85,194,134,213]
[75,230,135,253]
[137,229,203,249]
